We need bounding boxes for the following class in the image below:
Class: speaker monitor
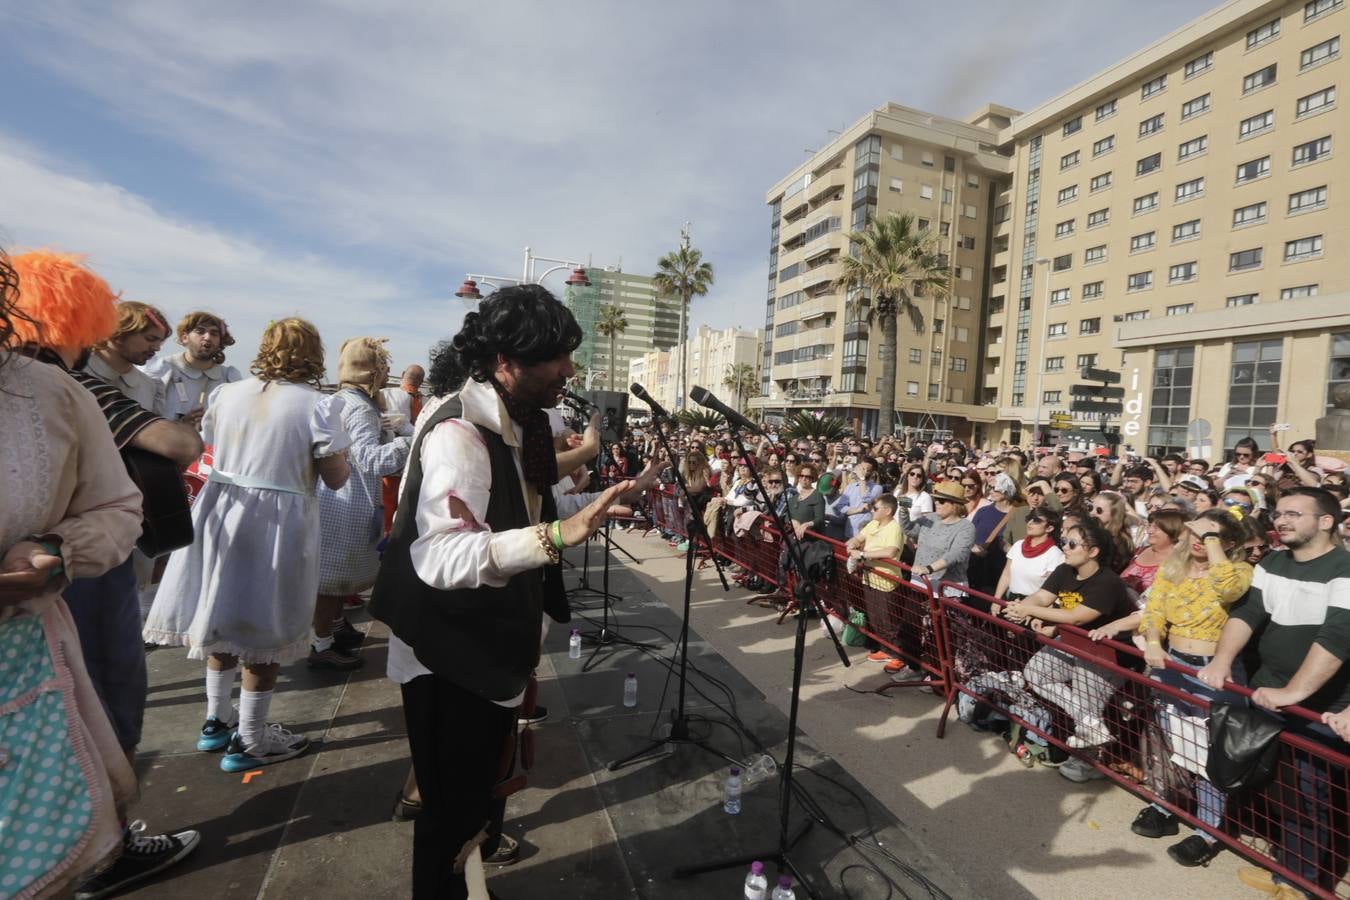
[581,390,627,444]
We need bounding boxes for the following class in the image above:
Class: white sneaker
[1058,756,1106,783]
[220,723,311,773]
[1066,716,1113,749]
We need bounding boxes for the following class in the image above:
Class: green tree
[568,360,589,391]
[722,362,758,414]
[596,303,628,388]
[780,411,853,441]
[653,235,714,409]
[833,211,951,437]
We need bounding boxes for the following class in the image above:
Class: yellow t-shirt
[859,518,904,591]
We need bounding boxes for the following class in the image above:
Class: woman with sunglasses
[894,465,935,518]
[1003,520,1134,750]
[1052,473,1088,519]
[1131,509,1251,866]
[848,495,905,666]
[1217,437,1260,481]
[1246,473,1280,512]
[1088,491,1143,572]
[673,447,714,551]
[995,507,1065,603]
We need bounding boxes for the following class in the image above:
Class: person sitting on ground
[1199,488,1350,897]
[1129,508,1251,867]
[1002,519,1134,753]
[847,494,905,667]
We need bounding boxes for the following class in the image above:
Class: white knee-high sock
[205,667,237,723]
[239,689,273,749]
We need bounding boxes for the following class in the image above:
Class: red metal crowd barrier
[634,486,1350,897]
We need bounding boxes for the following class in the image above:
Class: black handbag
[1206,700,1284,794]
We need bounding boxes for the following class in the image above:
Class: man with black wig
[371,284,640,898]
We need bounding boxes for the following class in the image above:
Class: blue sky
[0,0,1220,373]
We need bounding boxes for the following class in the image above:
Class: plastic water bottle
[723,766,742,814]
[743,861,768,899]
[623,672,638,708]
[770,875,795,900]
[568,629,582,660]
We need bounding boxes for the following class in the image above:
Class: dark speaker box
[581,390,628,444]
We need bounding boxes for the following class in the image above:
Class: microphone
[629,382,670,420]
[689,386,763,435]
[561,388,598,412]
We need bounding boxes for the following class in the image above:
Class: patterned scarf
[490,378,557,493]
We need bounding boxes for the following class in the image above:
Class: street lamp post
[454,246,590,301]
[1031,256,1053,447]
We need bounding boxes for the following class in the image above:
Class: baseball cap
[1175,474,1209,492]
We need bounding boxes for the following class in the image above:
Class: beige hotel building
[759,0,1349,457]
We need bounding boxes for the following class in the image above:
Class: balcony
[776,358,835,380]
[807,169,845,205]
[985,371,1004,389]
[801,261,841,294]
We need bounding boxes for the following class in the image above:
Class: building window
[1229,247,1264,271]
[1141,74,1167,99]
[1306,0,1344,22]
[889,143,904,160]
[1087,208,1110,228]
[1082,281,1104,300]
[908,348,922,364]
[1173,219,1201,242]
[1150,346,1196,456]
[1289,185,1328,214]
[1139,114,1165,138]
[1048,322,1068,338]
[954,296,973,310]
[1292,135,1332,166]
[1089,172,1112,192]
[1080,318,1102,335]
[1093,135,1115,156]
[1058,185,1078,204]
[906,381,919,396]
[933,319,945,334]
[1134,192,1159,214]
[919,184,934,200]
[1301,36,1340,70]
[931,350,943,366]
[1123,309,1151,321]
[1227,293,1259,307]
[1181,93,1211,120]
[1096,99,1118,120]
[1129,232,1156,253]
[1063,116,1083,136]
[1169,261,1198,283]
[1136,152,1162,176]
[1060,150,1080,170]
[1225,339,1282,450]
[963,204,978,219]
[1175,177,1205,202]
[1282,284,1319,299]
[959,235,976,250]
[1178,135,1208,160]
[950,357,968,372]
[922,151,935,167]
[1284,235,1324,261]
[1185,51,1214,79]
[1050,287,1071,305]
[1235,156,1271,184]
[1053,253,1073,272]
[1085,245,1107,264]
[944,155,957,172]
[1233,201,1268,227]
[1077,353,1099,368]
[967,174,980,188]
[959,265,973,280]
[1243,64,1278,95]
[1127,271,1153,292]
[1329,332,1350,412]
[955,326,969,342]
[1167,303,1195,316]
[940,221,952,236]
[942,188,954,204]
[1297,87,1336,118]
[1239,110,1274,138]
[1055,219,1075,238]
[888,177,903,192]
[1246,18,1280,50]
[1045,356,1065,371]
[927,384,939,401]
[1043,390,1062,404]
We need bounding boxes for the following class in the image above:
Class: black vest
[370,397,568,702]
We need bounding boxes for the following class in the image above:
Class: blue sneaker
[220,724,311,773]
[196,716,236,752]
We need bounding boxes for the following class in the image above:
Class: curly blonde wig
[106,300,171,346]
[8,251,119,350]
[176,310,235,348]
[252,317,325,385]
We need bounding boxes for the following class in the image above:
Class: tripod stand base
[671,820,814,888]
[606,712,724,772]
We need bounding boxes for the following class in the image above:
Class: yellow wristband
[551,520,565,551]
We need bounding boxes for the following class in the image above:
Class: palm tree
[596,303,628,389]
[833,211,951,438]
[722,362,758,414]
[653,235,714,409]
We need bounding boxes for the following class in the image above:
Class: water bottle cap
[627,672,636,677]
[730,766,741,775]
[571,628,579,635]
[751,861,764,874]
[778,875,792,887]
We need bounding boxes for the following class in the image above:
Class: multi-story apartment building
[628,324,762,416]
[762,0,1348,458]
[991,0,1348,456]
[564,267,681,390]
[756,103,1017,442]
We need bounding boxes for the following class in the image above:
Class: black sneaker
[483,834,520,867]
[307,644,364,671]
[332,617,364,651]
[518,705,548,727]
[74,821,201,899]
[1167,834,1221,867]
[1131,805,1180,838]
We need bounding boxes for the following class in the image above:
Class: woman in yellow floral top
[1129,508,1251,868]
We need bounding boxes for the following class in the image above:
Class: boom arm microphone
[689,386,763,435]
[561,388,598,411]
[629,382,670,420]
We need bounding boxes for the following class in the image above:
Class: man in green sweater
[1199,487,1350,897]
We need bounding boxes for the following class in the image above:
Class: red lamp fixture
[455,278,482,300]
[565,266,591,287]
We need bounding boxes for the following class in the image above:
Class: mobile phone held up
[1264,452,1287,465]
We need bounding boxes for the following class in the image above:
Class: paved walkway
[120,528,1254,899]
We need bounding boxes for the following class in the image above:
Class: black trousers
[402,674,516,899]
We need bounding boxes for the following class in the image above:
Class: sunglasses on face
[1055,486,1074,494]
[766,479,782,485]
[1235,452,1252,459]
[934,497,954,505]
[1223,498,1252,510]
[962,483,979,489]
[1064,539,1085,550]
[1026,514,1047,524]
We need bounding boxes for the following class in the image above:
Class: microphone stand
[607,401,732,770]
[671,416,850,899]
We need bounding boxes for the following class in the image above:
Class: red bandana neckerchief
[1022,535,1056,559]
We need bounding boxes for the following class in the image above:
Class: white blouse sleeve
[310,393,352,458]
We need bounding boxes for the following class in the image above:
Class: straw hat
[931,481,966,503]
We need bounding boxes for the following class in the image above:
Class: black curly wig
[426,339,467,398]
[449,284,582,384]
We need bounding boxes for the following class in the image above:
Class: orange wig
[8,251,119,350]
